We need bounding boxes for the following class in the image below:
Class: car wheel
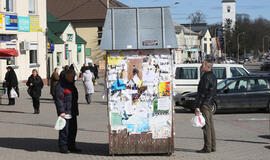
[211,102,217,114]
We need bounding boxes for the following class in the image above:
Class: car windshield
[217,79,234,90]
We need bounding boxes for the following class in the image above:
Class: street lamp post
[237,32,245,62]
[262,35,270,54]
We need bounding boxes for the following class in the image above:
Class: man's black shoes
[196,148,211,153]
[59,147,70,154]
[69,147,82,153]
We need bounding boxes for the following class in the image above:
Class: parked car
[173,63,250,105]
[260,61,270,71]
[180,75,270,113]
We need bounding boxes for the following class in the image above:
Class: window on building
[6,0,14,12]
[98,40,101,45]
[29,50,37,64]
[29,0,36,14]
[204,38,207,41]
[227,6,231,13]
[57,52,62,66]
[98,33,102,38]
[204,43,207,53]
[98,27,103,32]
[67,34,73,42]
[7,58,15,65]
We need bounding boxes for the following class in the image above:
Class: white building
[222,0,236,29]
[174,23,200,63]
[0,0,47,82]
[47,13,86,75]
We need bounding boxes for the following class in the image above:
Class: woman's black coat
[5,69,18,88]
[26,75,44,98]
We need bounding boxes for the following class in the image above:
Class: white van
[173,63,250,104]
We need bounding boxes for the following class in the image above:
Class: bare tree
[188,11,206,24]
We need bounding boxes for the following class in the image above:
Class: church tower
[222,0,236,29]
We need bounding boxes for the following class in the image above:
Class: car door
[218,79,249,109]
[247,78,270,109]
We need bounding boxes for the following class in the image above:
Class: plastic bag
[54,116,66,130]
[10,88,18,98]
[191,113,206,128]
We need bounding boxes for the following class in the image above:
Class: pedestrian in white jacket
[82,67,95,104]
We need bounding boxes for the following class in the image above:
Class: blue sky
[117,0,270,24]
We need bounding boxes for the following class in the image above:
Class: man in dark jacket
[195,60,217,153]
[55,69,80,154]
[4,66,18,105]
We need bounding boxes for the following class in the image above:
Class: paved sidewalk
[0,79,269,160]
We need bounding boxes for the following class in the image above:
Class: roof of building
[47,28,64,44]
[182,23,208,37]
[76,35,87,44]
[222,0,236,3]
[48,21,70,34]
[47,13,87,44]
[174,23,198,35]
[47,0,127,21]
[47,13,60,23]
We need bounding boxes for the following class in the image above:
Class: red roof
[47,0,127,21]
[0,49,19,57]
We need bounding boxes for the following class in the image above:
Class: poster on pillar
[107,50,173,139]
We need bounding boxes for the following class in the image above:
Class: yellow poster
[159,82,171,97]
[0,14,3,29]
[30,16,41,32]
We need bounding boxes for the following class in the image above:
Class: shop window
[7,59,15,66]
[6,0,14,12]
[29,50,37,64]
[57,52,62,66]
[29,0,36,14]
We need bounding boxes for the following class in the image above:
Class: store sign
[65,44,69,59]
[18,17,30,32]
[48,43,54,53]
[5,15,18,30]
[0,14,3,29]
[142,40,158,46]
[30,16,41,32]
[77,44,81,52]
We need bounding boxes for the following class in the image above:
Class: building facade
[174,23,200,63]
[222,0,236,29]
[0,0,47,82]
[47,0,126,65]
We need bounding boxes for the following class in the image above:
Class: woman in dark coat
[26,69,44,114]
[4,66,18,105]
[50,68,59,99]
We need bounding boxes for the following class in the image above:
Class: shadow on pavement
[0,138,109,156]
[265,146,270,150]
[0,110,31,114]
[258,135,270,139]
[174,148,197,153]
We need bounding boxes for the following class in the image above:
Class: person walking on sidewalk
[26,69,44,114]
[4,66,18,105]
[82,66,95,104]
[50,68,59,100]
[194,60,217,153]
[55,69,81,154]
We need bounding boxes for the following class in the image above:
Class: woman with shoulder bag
[26,69,44,114]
